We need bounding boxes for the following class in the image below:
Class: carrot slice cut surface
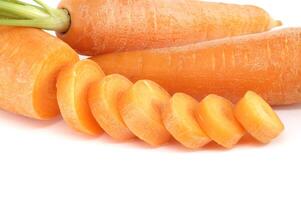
[57,60,105,136]
[162,93,211,149]
[234,91,284,143]
[89,74,135,140]
[196,94,246,148]
[119,80,171,146]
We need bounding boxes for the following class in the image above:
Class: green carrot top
[0,0,70,32]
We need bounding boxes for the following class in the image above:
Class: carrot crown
[0,0,70,32]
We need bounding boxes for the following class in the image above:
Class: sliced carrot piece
[196,94,246,148]
[88,74,135,140]
[234,91,284,143]
[119,80,171,146]
[162,93,211,149]
[57,60,105,136]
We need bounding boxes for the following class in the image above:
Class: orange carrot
[0,0,280,55]
[234,91,284,143]
[56,60,105,136]
[88,74,135,140]
[196,94,246,149]
[119,80,171,146]
[0,34,285,147]
[92,28,301,106]
[162,93,211,149]
[0,26,78,119]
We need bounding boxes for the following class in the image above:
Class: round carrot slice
[196,94,246,148]
[57,60,105,136]
[119,80,171,146]
[234,91,284,143]
[162,93,211,149]
[88,74,135,140]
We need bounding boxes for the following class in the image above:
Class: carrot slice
[88,74,135,140]
[57,60,105,136]
[196,94,246,148]
[162,93,211,149]
[119,80,171,146]
[234,91,284,143]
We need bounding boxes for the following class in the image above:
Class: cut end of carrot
[196,94,246,149]
[234,91,285,144]
[269,19,283,29]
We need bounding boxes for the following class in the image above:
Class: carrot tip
[270,20,283,28]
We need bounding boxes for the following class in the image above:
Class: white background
[0,0,300,200]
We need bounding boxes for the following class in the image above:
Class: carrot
[0,26,78,119]
[88,74,135,140]
[119,80,171,146]
[56,59,105,136]
[92,28,301,106]
[0,32,285,147]
[162,93,211,149]
[0,0,281,55]
[196,94,246,149]
[234,91,284,143]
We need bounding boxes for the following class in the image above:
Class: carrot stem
[0,0,70,32]
[33,0,54,15]
[2,0,39,7]
[0,9,23,18]
[0,1,48,18]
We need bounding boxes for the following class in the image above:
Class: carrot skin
[92,28,301,106]
[0,27,79,119]
[58,0,279,55]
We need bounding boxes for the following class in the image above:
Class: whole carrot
[0,0,280,55]
[92,28,301,106]
[0,26,79,119]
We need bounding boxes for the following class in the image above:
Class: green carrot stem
[0,1,48,19]
[0,9,22,18]
[0,0,70,33]
[33,0,54,15]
